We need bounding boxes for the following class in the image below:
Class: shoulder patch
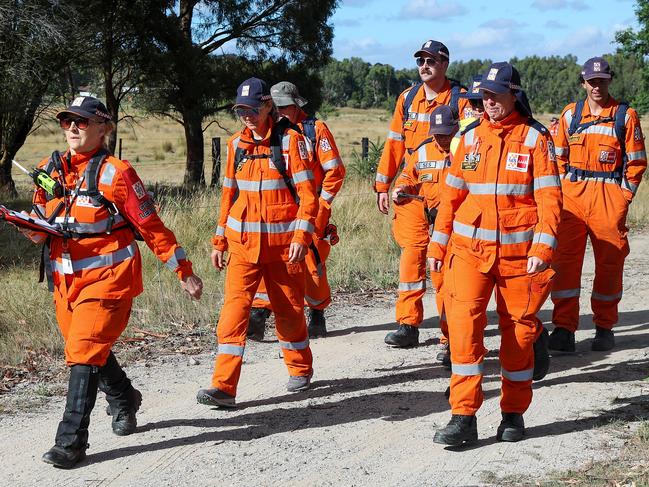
[319,137,332,153]
[298,140,308,160]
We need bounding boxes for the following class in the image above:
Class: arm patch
[121,167,157,223]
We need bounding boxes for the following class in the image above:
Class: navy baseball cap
[460,76,483,100]
[234,78,272,108]
[414,40,449,60]
[581,57,612,80]
[479,62,522,94]
[428,105,459,136]
[56,96,111,122]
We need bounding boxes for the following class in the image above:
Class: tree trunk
[0,151,17,198]
[104,77,119,155]
[182,108,205,188]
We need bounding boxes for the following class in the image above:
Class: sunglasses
[59,117,93,130]
[234,107,261,118]
[416,57,442,67]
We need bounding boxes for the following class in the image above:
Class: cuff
[211,235,228,251]
[292,229,312,248]
[175,261,194,281]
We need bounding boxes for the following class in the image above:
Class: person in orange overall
[429,62,562,446]
[248,81,346,339]
[10,96,203,468]
[549,117,560,137]
[197,78,318,408]
[550,57,647,352]
[391,104,457,368]
[376,40,471,348]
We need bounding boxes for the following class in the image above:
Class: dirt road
[2,232,649,487]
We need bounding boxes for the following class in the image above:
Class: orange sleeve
[288,131,318,247]
[622,107,647,200]
[529,129,563,264]
[553,104,572,166]
[315,120,346,209]
[375,90,407,193]
[111,163,193,280]
[211,135,239,251]
[394,156,418,194]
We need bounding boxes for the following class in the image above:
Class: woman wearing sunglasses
[16,96,203,468]
[197,77,318,408]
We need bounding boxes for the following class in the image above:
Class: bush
[347,138,384,180]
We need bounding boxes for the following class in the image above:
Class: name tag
[462,153,480,171]
[54,217,75,223]
[61,252,74,274]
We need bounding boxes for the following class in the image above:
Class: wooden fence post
[210,137,221,188]
[361,137,369,161]
[118,138,123,159]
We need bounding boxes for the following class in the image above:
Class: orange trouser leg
[445,255,492,415]
[551,205,588,333]
[430,270,448,344]
[54,294,132,366]
[305,238,332,310]
[252,277,271,310]
[588,184,630,329]
[211,253,263,395]
[393,199,429,326]
[495,268,553,414]
[262,260,313,377]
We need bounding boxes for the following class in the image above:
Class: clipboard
[0,205,63,237]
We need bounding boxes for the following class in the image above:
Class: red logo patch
[599,150,617,164]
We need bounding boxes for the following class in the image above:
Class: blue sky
[331,0,639,68]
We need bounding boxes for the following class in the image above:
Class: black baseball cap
[428,105,459,136]
[56,96,111,122]
[234,78,272,108]
[460,76,483,100]
[479,62,522,94]
[581,56,612,80]
[414,40,449,60]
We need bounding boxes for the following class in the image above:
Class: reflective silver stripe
[387,130,404,141]
[533,232,557,249]
[563,109,573,126]
[466,182,531,196]
[63,215,126,234]
[555,146,568,157]
[279,339,310,350]
[376,173,391,184]
[223,177,237,188]
[320,189,335,203]
[453,221,533,244]
[99,163,117,186]
[560,173,619,184]
[215,225,225,237]
[584,125,615,137]
[452,362,484,376]
[35,204,46,214]
[292,170,314,184]
[417,146,426,162]
[407,112,429,123]
[552,288,580,299]
[464,128,476,146]
[398,280,426,292]
[295,219,314,233]
[627,150,647,161]
[165,247,187,271]
[446,173,467,190]
[282,135,291,151]
[321,158,341,171]
[52,242,138,275]
[431,231,450,246]
[227,216,304,234]
[501,367,534,381]
[416,160,447,170]
[218,343,245,356]
[622,178,638,194]
[305,295,326,306]
[625,112,631,124]
[255,292,269,302]
[524,127,540,147]
[236,179,287,191]
[534,175,561,190]
[591,291,623,301]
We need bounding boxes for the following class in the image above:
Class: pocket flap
[500,207,538,229]
[456,202,482,225]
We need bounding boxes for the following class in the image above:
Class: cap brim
[459,92,483,100]
[582,73,611,81]
[234,99,264,109]
[272,95,308,108]
[478,81,510,95]
[429,125,458,136]
[56,108,105,121]
[414,49,449,59]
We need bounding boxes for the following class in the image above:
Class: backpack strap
[461,118,481,136]
[568,99,585,136]
[81,148,112,209]
[300,117,317,148]
[448,80,463,120]
[270,117,302,204]
[615,102,630,178]
[402,82,423,128]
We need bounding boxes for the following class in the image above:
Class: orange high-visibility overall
[253,115,346,311]
[551,98,646,332]
[375,80,470,327]
[429,111,562,415]
[32,150,194,366]
[210,120,319,396]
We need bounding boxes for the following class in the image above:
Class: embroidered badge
[547,140,557,162]
[132,181,146,200]
[568,134,584,144]
[461,153,481,171]
[298,140,308,160]
[419,173,433,182]
[599,150,617,164]
[505,152,530,172]
[634,126,643,142]
[319,137,332,153]
[75,194,101,208]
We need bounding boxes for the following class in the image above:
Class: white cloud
[532,0,589,11]
[545,20,567,29]
[480,18,526,29]
[398,0,466,20]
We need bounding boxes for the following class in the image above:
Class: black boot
[384,325,419,348]
[308,308,327,338]
[533,327,550,381]
[437,344,451,370]
[548,326,575,353]
[100,352,142,436]
[592,326,615,351]
[496,412,525,442]
[433,414,478,446]
[247,307,270,341]
[42,364,99,469]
